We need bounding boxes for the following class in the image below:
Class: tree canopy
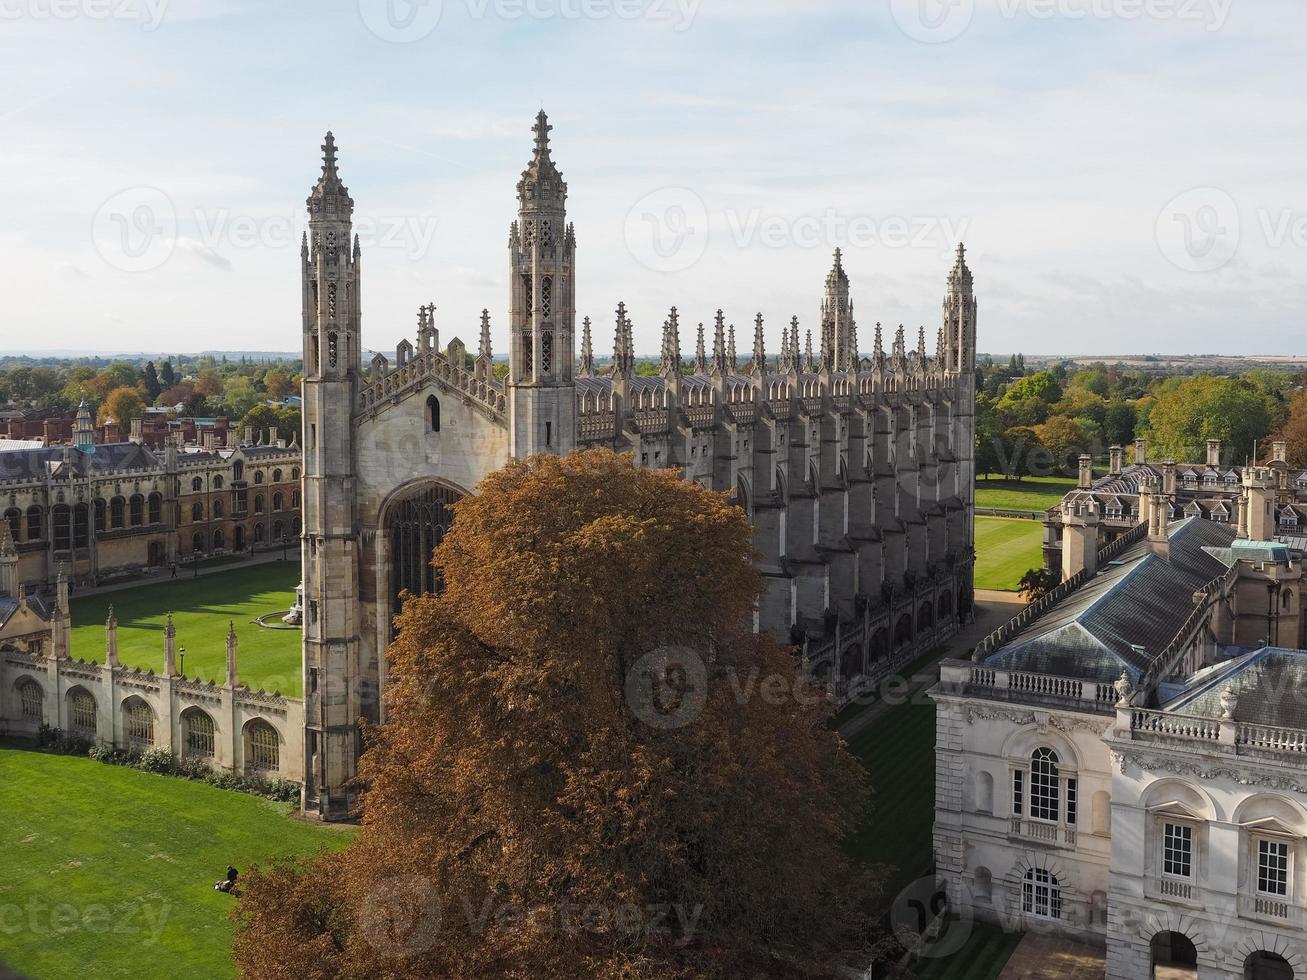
[233,449,880,979]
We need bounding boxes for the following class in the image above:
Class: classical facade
[0,526,303,781]
[299,113,978,818]
[933,473,1307,980]
[0,400,303,590]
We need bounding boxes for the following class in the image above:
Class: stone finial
[804,329,814,372]
[711,311,727,376]
[693,317,708,374]
[226,621,239,688]
[477,309,492,361]
[579,316,594,377]
[750,313,766,376]
[1219,684,1238,722]
[874,321,884,359]
[611,302,634,379]
[894,324,906,359]
[917,325,927,357]
[725,317,737,373]
[105,605,119,668]
[660,308,682,377]
[1114,669,1134,707]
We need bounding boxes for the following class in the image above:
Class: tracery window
[246,721,280,772]
[542,331,553,374]
[521,330,533,376]
[541,276,552,318]
[125,700,154,748]
[184,710,216,758]
[18,679,42,719]
[69,690,96,736]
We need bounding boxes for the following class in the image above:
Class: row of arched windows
[14,679,281,771]
[4,494,165,546]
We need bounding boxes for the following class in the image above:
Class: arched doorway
[1150,931,1197,979]
[1245,952,1294,980]
[387,483,462,614]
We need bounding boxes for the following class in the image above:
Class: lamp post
[179,646,186,677]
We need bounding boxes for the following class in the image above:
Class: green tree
[239,404,279,440]
[221,376,261,418]
[233,450,881,979]
[159,360,176,388]
[1102,401,1138,448]
[142,361,162,401]
[98,386,146,427]
[1144,376,1274,462]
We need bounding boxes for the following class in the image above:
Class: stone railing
[1131,709,1221,742]
[944,661,1117,712]
[1238,723,1307,753]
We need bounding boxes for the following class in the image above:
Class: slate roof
[1166,648,1307,729]
[983,517,1237,683]
[0,442,160,482]
[0,594,53,629]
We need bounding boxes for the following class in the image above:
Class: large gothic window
[521,330,533,376]
[541,276,552,318]
[542,331,553,374]
[388,484,462,615]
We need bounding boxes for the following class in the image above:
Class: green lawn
[912,922,1024,980]
[843,663,1022,980]
[974,517,1044,592]
[975,475,1075,512]
[69,563,303,697]
[0,747,352,980]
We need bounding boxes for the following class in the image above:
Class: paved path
[67,551,298,600]
[837,589,1026,741]
[998,931,1106,980]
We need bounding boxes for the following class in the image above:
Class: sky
[1,0,1305,358]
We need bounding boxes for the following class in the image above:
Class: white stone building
[0,523,303,782]
[933,478,1307,980]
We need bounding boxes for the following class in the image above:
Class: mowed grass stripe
[974,475,1075,512]
[973,517,1044,592]
[69,562,303,696]
[0,746,351,979]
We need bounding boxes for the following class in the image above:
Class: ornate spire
[579,316,594,377]
[711,311,727,375]
[726,320,737,373]
[660,307,682,376]
[874,321,884,359]
[517,110,566,212]
[611,302,634,379]
[307,131,353,214]
[917,325,927,357]
[894,324,906,359]
[106,604,117,629]
[751,313,766,375]
[478,310,492,361]
[804,329,815,372]
[693,320,708,374]
[779,316,796,373]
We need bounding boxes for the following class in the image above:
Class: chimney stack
[1207,439,1222,468]
[1109,445,1123,476]
[1135,438,1147,466]
[1078,454,1094,489]
[1272,440,1288,464]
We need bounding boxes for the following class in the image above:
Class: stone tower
[507,111,576,458]
[1061,498,1100,580]
[820,248,857,372]
[944,243,978,550]
[73,399,94,450]
[300,132,366,820]
[1243,466,1276,541]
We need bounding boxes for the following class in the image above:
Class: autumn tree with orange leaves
[233,449,882,979]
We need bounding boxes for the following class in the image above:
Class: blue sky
[2,0,1304,356]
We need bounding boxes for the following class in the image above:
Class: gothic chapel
[300,112,978,818]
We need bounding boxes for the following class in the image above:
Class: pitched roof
[1166,648,1307,729]
[983,517,1236,682]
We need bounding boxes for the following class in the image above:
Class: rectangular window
[1258,839,1290,897]
[1012,770,1024,817]
[1066,778,1077,826]
[1163,823,1192,879]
